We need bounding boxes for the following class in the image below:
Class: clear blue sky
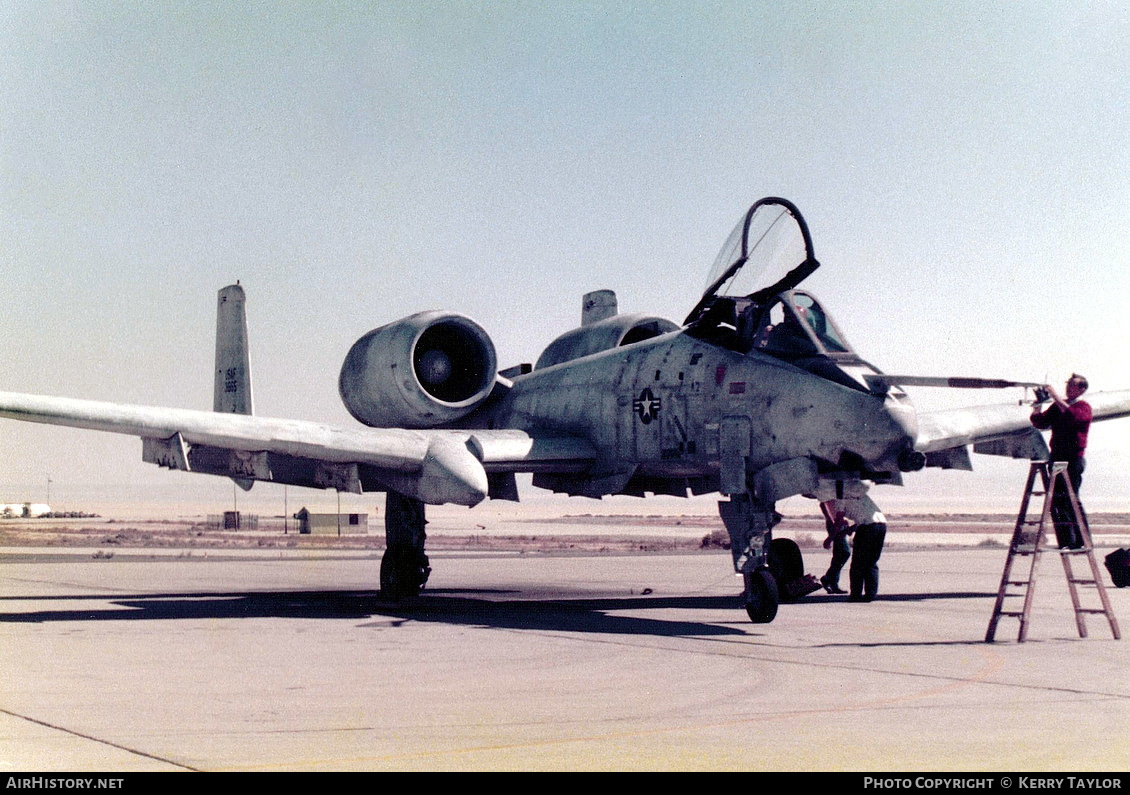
[2,2,1129,516]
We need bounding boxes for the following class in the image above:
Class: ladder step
[987,462,1118,642]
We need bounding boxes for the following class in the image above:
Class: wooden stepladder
[986,461,1121,643]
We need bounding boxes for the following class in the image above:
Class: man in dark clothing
[1030,374,1092,548]
[818,502,851,594]
[850,521,888,601]
[813,483,887,601]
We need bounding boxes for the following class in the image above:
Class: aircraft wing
[0,391,595,506]
[914,390,1130,469]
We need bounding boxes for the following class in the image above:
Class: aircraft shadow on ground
[0,588,998,636]
[0,589,750,637]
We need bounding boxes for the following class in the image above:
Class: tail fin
[581,290,617,326]
[214,283,254,415]
[215,283,255,491]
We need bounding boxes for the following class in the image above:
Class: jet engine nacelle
[339,311,498,428]
[535,313,679,370]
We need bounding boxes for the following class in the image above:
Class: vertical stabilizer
[214,283,254,415]
[582,289,617,326]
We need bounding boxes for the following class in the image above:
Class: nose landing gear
[720,493,783,623]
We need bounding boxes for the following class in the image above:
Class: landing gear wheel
[768,537,809,603]
[380,546,431,599]
[768,537,804,584]
[743,569,779,623]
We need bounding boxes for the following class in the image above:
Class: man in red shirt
[1030,374,1093,548]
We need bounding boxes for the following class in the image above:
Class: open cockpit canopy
[685,197,818,325]
[685,198,856,361]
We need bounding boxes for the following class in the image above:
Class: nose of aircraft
[882,393,924,472]
[841,388,921,475]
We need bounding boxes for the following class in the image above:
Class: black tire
[744,569,779,623]
[380,546,430,599]
[769,537,804,582]
[768,537,805,602]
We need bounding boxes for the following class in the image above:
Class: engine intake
[340,311,497,428]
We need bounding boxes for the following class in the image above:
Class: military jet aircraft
[3,197,1130,623]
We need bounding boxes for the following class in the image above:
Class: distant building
[206,512,259,531]
[293,508,369,535]
[0,503,51,518]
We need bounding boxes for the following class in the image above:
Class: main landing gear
[380,491,431,599]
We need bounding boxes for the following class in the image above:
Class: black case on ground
[1105,548,1130,588]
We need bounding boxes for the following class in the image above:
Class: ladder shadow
[800,590,997,603]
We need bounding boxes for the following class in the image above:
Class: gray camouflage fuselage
[479,326,918,504]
